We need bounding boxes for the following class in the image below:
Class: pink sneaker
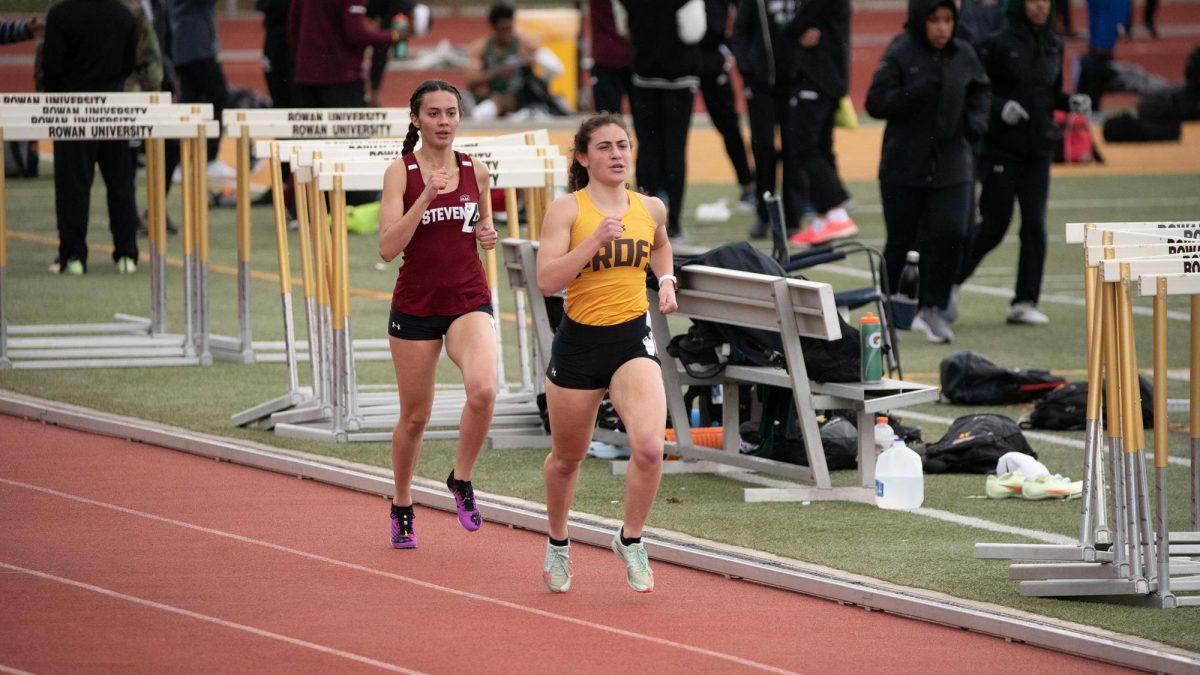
[789,216,859,247]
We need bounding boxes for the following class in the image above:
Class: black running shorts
[546,313,660,390]
[387,303,493,341]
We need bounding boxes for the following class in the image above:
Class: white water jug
[875,436,924,510]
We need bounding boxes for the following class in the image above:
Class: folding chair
[763,192,903,378]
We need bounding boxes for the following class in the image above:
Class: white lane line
[0,664,35,675]
[910,509,1076,545]
[899,411,1193,468]
[0,562,420,674]
[818,263,1192,321]
[0,478,796,675]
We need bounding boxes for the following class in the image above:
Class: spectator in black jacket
[865,0,990,344]
[617,0,705,241]
[956,0,1089,326]
[41,0,139,275]
[698,0,754,212]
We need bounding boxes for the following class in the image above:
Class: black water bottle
[897,250,920,300]
[892,250,920,329]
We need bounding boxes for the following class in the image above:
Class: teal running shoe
[543,541,572,593]
[611,531,654,593]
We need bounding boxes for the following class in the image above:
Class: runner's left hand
[476,219,498,250]
[658,283,677,315]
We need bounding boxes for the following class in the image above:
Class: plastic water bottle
[859,311,883,382]
[873,416,894,452]
[891,250,920,329]
[392,14,410,59]
[875,436,924,510]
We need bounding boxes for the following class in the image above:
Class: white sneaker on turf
[910,307,955,344]
[1006,302,1049,326]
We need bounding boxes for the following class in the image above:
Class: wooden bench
[501,238,940,499]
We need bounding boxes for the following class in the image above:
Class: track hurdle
[216,108,412,364]
[0,94,218,369]
[231,132,560,428]
[232,134,564,444]
[976,221,1200,608]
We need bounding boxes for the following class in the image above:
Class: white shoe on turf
[911,307,955,343]
[1007,302,1049,326]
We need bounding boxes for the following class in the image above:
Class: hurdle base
[231,390,312,428]
[210,333,256,364]
[1018,577,1152,597]
[1009,560,1200,581]
[974,543,1110,563]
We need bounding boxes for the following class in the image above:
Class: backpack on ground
[1102,112,1182,143]
[940,350,1066,405]
[1053,110,1103,164]
[924,414,1037,474]
[1023,377,1156,430]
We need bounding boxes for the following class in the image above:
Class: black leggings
[958,156,1051,305]
[785,81,849,215]
[745,79,804,230]
[630,84,694,235]
[163,57,230,195]
[53,140,139,266]
[880,181,972,310]
[699,63,752,188]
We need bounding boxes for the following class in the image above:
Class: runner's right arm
[536,195,622,295]
[378,161,446,261]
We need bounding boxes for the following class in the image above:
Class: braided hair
[568,112,629,192]
[402,80,464,156]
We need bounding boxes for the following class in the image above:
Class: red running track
[0,414,1130,673]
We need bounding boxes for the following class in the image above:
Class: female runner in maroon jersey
[378,80,499,549]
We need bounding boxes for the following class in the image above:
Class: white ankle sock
[827,207,849,223]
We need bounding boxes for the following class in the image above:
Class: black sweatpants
[786,82,849,215]
[591,64,633,115]
[880,181,972,310]
[53,140,140,267]
[163,57,230,195]
[630,84,694,235]
[958,156,1051,305]
[745,79,803,230]
[699,65,752,188]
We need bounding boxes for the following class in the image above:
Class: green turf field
[2,168,1199,649]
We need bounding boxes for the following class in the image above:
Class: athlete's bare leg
[544,380,606,540]
[388,336,444,505]
[444,310,498,481]
[608,357,667,538]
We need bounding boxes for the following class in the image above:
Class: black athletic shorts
[546,313,660,390]
[387,303,493,341]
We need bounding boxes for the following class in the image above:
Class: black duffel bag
[940,350,1065,405]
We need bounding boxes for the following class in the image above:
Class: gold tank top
[564,189,657,326]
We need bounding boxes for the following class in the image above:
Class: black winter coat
[865,0,990,187]
[979,16,1068,161]
[732,0,850,98]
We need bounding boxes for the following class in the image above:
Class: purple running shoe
[390,504,418,549]
[447,471,483,531]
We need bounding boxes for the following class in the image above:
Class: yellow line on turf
[5,230,521,323]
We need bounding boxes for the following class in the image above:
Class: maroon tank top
[391,152,491,316]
